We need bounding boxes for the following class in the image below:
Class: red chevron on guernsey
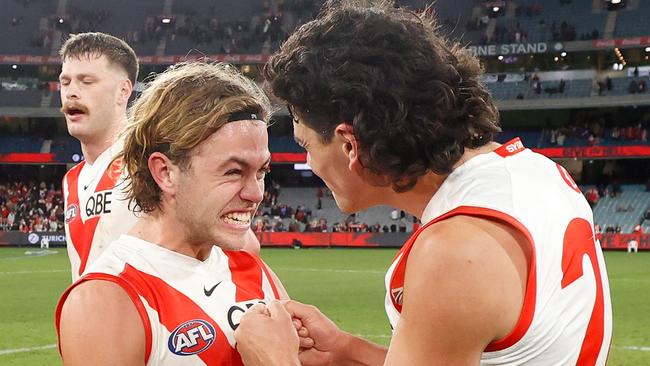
[64,160,122,276]
[120,264,244,365]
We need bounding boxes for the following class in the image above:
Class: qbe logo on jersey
[168,319,216,356]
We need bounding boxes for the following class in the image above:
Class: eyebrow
[221,156,271,170]
[59,73,96,80]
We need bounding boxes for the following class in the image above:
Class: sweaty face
[59,55,127,144]
[174,120,270,250]
[292,121,371,214]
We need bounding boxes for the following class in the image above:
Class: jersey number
[561,218,606,365]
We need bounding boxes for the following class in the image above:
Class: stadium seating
[494,0,606,43]
[486,78,593,101]
[399,0,482,44]
[66,0,161,54]
[0,0,56,54]
[0,89,43,107]
[614,1,650,38]
[592,185,650,233]
[601,76,650,96]
[0,136,43,153]
[270,187,414,231]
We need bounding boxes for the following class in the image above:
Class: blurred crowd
[0,180,64,232]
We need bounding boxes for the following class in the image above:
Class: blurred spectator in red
[585,187,600,208]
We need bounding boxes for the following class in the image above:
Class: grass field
[0,247,649,365]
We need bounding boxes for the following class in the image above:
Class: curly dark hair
[264,0,501,192]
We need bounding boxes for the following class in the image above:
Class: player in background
[56,62,299,366]
[235,1,613,365]
[59,32,140,281]
[60,33,261,281]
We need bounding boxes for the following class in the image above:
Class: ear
[147,152,179,199]
[117,79,133,106]
[334,123,362,172]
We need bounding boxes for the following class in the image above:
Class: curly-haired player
[235,1,612,365]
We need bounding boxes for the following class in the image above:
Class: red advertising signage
[532,145,650,159]
[0,231,647,250]
[598,233,650,250]
[592,36,650,48]
[0,153,55,163]
[270,146,650,164]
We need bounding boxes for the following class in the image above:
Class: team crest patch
[168,319,216,356]
[65,204,79,223]
[391,287,404,306]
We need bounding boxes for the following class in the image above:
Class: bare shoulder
[412,214,531,272]
[59,280,145,365]
[388,215,530,362]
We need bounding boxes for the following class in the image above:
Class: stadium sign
[468,42,559,56]
[0,231,66,246]
[533,145,650,159]
[592,36,650,49]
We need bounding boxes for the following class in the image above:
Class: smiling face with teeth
[170,120,270,250]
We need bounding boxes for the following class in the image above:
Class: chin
[214,234,247,251]
[333,194,361,215]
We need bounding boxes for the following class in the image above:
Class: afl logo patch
[65,204,79,223]
[168,319,216,356]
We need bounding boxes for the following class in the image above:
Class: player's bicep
[59,280,145,366]
[384,221,512,365]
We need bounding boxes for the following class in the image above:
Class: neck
[379,174,446,219]
[128,211,213,261]
[80,114,126,165]
[380,141,502,219]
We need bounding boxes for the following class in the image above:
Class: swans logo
[65,204,78,223]
[168,319,216,356]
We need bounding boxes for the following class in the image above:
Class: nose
[64,81,79,101]
[240,175,264,204]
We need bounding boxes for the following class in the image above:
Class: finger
[297,326,309,338]
[292,318,303,331]
[246,303,270,317]
[283,299,313,320]
[268,300,291,321]
[299,336,314,348]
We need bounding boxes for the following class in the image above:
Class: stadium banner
[592,36,650,49]
[271,145,650,164]
[467,42,560,57]
[0,54,271,65]
[256,232,410,248]
[271,152,309,163]
[0,231,646,250]
[0,231,66,246]
[532,145,650,159]
[598,233,650,250]
[0,152,56,163]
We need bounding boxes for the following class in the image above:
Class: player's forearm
[331,332,387,366]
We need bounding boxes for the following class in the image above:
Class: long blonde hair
[120,62,272,213]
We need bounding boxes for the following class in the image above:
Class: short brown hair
[120,62,272,213]
[265,0,501,192]
[60,32,139,84]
